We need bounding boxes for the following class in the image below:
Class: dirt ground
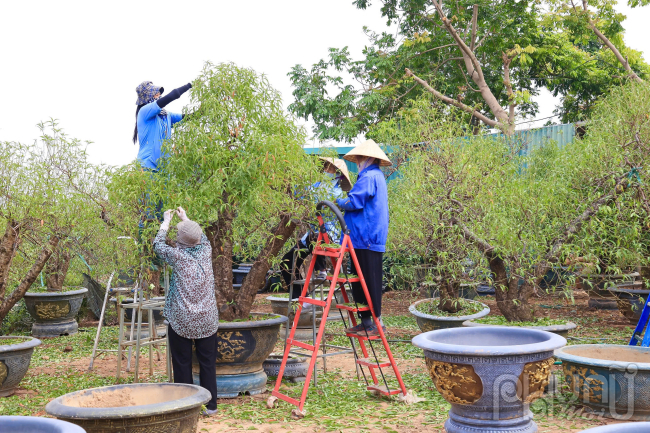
[23,290,637,432]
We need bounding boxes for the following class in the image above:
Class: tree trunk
[0,220,21,302]
[437,278,461,313]
[206,208,236,313]
[218,214,297,321]
[0,236,60,322]
[489,255,536,322]
[143,267,162,297]
[44,248,72,291]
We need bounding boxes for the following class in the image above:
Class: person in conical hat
[318,157,352,192]
[336,139,391,337]
[279,157,351,295]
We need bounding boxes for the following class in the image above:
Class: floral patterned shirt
[154,229,219,339]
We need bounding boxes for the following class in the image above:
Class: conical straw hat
[318,157,352,191]
[343,139,392,167]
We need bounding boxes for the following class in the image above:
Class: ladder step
[291,340,315,352]
[272,390,300,407]
[367,384,401,396]
[346,332,381,341]
[313,248,341,257]
[336,304,370,312]
[326,276,360,283]
[357,358,392,368]
[299,297,327,307]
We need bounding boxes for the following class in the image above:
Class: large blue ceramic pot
[192,313,288,398]
[0,416,86,432]
[555,345,650,420]
[0,336,41,397]
[412,327,566,433]
[580,422,650,432]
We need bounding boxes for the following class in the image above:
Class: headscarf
[357,157,376,172]
[135,81,167,117]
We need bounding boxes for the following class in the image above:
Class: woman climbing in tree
[134,80,192,171]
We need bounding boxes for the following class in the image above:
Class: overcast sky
[1,1,648,167]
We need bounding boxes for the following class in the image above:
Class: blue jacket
[336,164,388,252]
[136,101,183,170]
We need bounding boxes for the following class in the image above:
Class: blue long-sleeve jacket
[336,164,388,252]
[136,101,183,170]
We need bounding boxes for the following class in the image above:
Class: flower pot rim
[408,298,490,322]
[0,416,86,433]
[412,326,566,356]
[24,287,88,297]
[579,422,650,432]
[609,286,648,296]
[218,312,288,329]
[462,319,577,332]
[0,336,41,354]
[554,344,650,370]
[45,383,210,420]
[579,272,640,279]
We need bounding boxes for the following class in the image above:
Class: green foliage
[414,298,485,316]
[473,316,569,326]
[378,85,649,321]
[0,301,32,335]
[109,63,324,318]
[566,82,650,273]
[0,121,125,322]
[289,0,650,140]
[538,0,650,122]
[289,0,543,141]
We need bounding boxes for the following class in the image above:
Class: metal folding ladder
[268,201,408,417]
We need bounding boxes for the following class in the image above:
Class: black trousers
[168,326,218,410]
[350,249,383,319]
[280,234,327,298]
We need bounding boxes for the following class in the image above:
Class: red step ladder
[267,201,408,417]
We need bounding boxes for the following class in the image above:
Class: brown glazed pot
[45,383,210,433]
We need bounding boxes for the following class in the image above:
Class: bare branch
[470,4,478,52]
[405,68,498,127]
[582,0,643,83]
[545,175,631,262]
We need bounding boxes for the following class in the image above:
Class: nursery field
[0,291,638,432]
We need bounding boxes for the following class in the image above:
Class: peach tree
[381,84,648,322]
[110,62,321,321]
[0,121,121,324]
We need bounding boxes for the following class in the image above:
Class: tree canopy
[288,0,649,141]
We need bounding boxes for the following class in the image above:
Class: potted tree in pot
[17,123,118,338]
[110,62,321,397]
[0,122,110,391]
[408,81,650,429]
[386,150,490,331]
[569,202,643,310]
[376,86,647,334]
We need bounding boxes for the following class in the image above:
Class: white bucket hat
[343,139,392,167]
[318,157,352,191]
